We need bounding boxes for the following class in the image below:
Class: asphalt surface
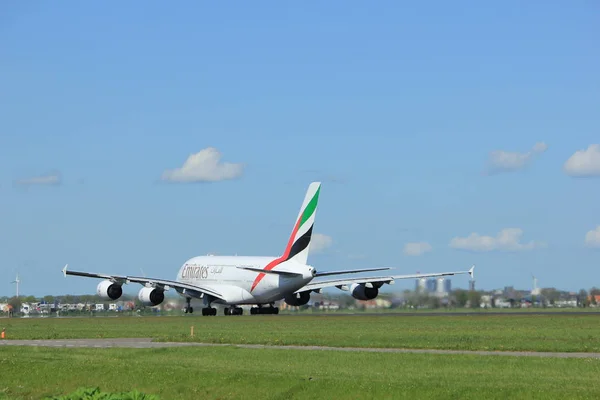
[2,338,600,359]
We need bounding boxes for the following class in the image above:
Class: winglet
[468,265,475,280]
[62,264,68,277]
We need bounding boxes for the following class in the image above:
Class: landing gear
[184,298,194,314]
[250,305,279,315]
[201,307,217,316]
[224,307,243,316]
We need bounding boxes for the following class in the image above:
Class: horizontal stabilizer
[315,267,391,277]
[236,266,303,277]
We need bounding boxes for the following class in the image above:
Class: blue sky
[1,1,599,297]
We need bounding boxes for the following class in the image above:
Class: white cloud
[403,242,433,256]
[485,142,547,174]
[449,228,545,252]
[585,226,600,248]
[310,233,333,253]
[14,173,61,186]
[161,147,244,183]
[532,142,548,153]
[563,144,600,177]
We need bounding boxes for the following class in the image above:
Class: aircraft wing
[314,267,391,277]
[62,265,226,301]
[295,265,474,294]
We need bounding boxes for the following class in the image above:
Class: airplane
[62,182,475,316]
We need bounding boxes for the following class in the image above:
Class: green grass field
[2,313,600,352]
[1,346,600,399]
[290,306,600,314]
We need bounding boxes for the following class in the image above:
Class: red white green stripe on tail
[250,182,321,292]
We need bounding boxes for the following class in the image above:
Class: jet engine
[284,291,310,306]
[350,283,379,300]
[96,280,123,300]
[138,287,165,307]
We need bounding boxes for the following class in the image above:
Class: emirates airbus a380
[63,182,474,316]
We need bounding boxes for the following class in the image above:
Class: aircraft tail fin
[281,182,321,265]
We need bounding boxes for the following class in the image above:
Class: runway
[2,338,600,359]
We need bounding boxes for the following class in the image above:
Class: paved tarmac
[2,338,600,359]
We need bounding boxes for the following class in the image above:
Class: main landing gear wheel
[201,307,217,316]
[224,307,243,316]
[250,306,279,315]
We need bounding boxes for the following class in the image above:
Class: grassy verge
[43,387,158,400]
[1,346,600,399]
[2,314,600,353]
[286,307,600,314]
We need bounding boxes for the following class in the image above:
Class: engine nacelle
[137,287,165,307]
[350,283,379,301]
[284,291,310,307]
[96,280,123,300]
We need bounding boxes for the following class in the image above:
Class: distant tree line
[2,286,600,313]
[0,293,169,315]
[309,286,600,310]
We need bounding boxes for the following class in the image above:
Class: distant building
[362,298,392,309]
[415,278,427,292]
[417,278,451,295]
[469,280,476,291]
[436,278,445,295]
[503,286,514,296]
[444,279,451,293]
[430,278,451,297]
[426,279,436,292]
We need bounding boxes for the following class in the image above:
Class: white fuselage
[175,255,315,305]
